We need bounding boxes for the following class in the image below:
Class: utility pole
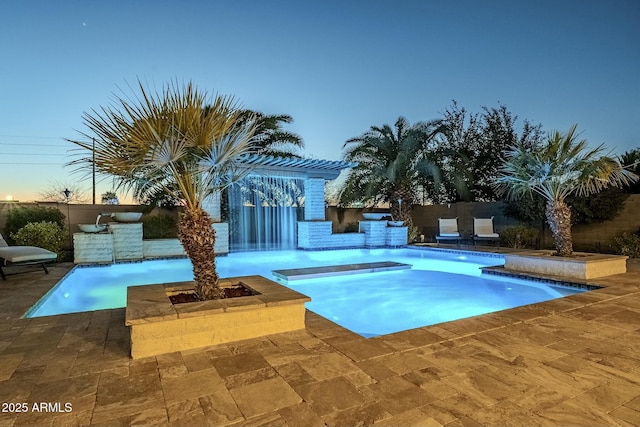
[92,138,96,204]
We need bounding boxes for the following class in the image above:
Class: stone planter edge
[125,275,310,358]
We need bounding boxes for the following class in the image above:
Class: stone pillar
[359,221,388,247]
[202,191,222,221]
[304,178,325,220]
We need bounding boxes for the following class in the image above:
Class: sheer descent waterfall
[228,174,305,251]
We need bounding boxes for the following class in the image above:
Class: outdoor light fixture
[63,189,72,250]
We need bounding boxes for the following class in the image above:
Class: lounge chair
[436,218,461,247]
[473,217,500,247]
[0,233,57,280]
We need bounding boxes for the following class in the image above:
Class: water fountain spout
[95,213,112,227]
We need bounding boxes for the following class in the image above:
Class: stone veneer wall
[297,221,366,249]
[73,233,114,263]
[386,226,409,246]
[297,220,408,249]
[304,178,325,220]
[212,222,229,254]
[75,222,229,264]
[358,221,387,247]
[110,223,144,260]
[143,239,186,258]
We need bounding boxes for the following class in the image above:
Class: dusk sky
[1,0,639,203]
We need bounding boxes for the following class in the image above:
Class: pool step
[272,261,411,281]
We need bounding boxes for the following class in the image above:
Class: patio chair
[0,233,57,280]
[473,217,500,247]
[436,218,461,247]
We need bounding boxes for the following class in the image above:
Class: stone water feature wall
[73,222,229,264]
[297,178,409,249]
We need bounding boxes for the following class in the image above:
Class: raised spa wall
[296,178,408,250]
[73,222,229,264]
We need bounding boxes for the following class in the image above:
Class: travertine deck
[1,251,640,426]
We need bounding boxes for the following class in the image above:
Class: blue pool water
[25,248,586,336]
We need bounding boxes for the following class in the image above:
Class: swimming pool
[25,248,587,336]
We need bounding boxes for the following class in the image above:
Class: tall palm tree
[237,110,304,158]
[68,81,257,299]
[494,124,638,256]
[339,117,444,226]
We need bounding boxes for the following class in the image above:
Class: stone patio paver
[0,255,639,426]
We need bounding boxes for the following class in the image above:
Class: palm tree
[237,110,304,158]
[619,148,640,194]
[339,117,444,226]
[68,81,257,299]
[494,124,638,256]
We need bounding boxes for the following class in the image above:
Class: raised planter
[504,251,628,280]
[125,275,310,359]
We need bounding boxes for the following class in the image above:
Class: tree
[339,117,444,225]
[236,110,304,158]
[38,180,90,204]
[140,109,305,209]
[101,191,119,204]
[68,81,258,300]
[620,148,640,194]
[428,101,544,203]
[495,124,638,256]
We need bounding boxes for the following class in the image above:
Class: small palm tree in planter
[494,124,638,257]
[68,81,257,299]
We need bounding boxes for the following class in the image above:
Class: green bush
[342,222,359,233]
[611,231,640,258]
[11,221,65,259]
[501,225,538,249]
[4,206,66,245]
[142,214,178,239]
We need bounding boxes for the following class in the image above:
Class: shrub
[142,214,178,239]
[501,225,538,249]
[11,221,65,259]
[4,206,65,245]
[611,231,640,258]
[342,222,359,233]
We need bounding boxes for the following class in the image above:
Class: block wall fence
[326,194,640,252]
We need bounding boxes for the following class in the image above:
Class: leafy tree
[38,180,90,204]
[495,124,637,256]
[428,102,544,203]
[339,117,445,225]
[68,81,258,300]
[101,191,119,204]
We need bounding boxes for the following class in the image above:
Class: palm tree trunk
[391,188,414,227]
[178,207,222,300]
[545,199,573,256]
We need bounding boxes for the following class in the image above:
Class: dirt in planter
[169,284,257,305]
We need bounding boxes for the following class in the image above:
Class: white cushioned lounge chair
[473,217,500,247]
[0,233,57,280]
[436,218,461,247]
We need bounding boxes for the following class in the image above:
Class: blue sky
[1,0,639,202]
